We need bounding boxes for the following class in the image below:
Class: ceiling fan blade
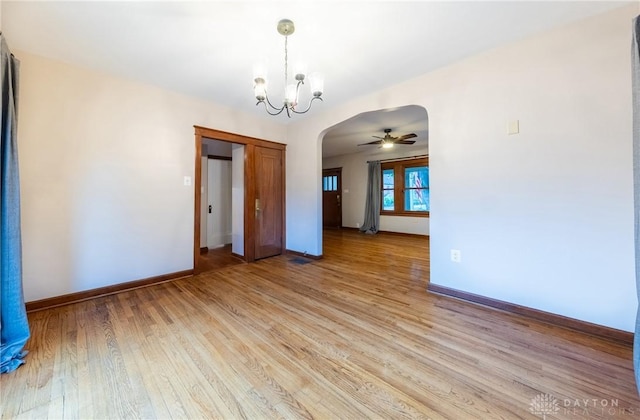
[358,140,383,146]
[395,140,416,145]
[372,135,384,140]
[396,133,417,141]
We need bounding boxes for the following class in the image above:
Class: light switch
[508,120,520,135]
[184,176,192,186]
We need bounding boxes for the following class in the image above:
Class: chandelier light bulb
[285,84,298,106]
[309,72,324,97]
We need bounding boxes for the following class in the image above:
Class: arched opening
[318,104,430,279]
[320,105,429,233]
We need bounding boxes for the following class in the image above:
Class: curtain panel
[360,161,381,234]
[0,33,30,374]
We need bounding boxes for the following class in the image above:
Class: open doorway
[198,139,244,273]
[320,105,429,252]
[193,126,287,274]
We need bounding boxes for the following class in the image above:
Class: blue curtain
[633,16,640,394]
[1,33,29,374]
[360,161,381,234]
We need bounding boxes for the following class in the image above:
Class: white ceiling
[322,105,428,158]
[1,1,630,157]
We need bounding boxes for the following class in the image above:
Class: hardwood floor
[198,244,245,273]
[2,229,637,419]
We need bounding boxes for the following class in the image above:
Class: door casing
[193,126,286,273]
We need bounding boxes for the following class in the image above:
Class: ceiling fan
[358,128,417,149]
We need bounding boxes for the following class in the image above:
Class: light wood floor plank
[2,229,638,419]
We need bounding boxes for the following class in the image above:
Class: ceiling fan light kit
[358,128,418,149]
[253,19,324,118]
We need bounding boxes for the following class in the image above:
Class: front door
[322,168,342,228]
[254,146,284,259]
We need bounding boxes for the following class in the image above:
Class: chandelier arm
[258,100,287,116]
[263,93,283,112]
[290,96,323,115]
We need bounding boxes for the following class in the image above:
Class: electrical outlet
[450,249,461,263]
[183,176,192,186]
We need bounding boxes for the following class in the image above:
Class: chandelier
[253,19,324,117]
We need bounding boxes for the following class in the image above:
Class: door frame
[193,125,286,273]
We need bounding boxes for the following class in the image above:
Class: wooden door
[254,146,284,259]
[322,168,342,228]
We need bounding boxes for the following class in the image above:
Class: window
[323,174,338,192]
[381,157,429,216]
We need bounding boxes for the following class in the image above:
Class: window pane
[332,176,337,191]
[383,169,394,189]
[405,166,428,188]
[383,190,395,211]
[323,176,328,191]
[405,188,429,212]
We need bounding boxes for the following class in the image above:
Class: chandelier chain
[284,35,288,89]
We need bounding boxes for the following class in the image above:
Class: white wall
[14,5,638,332]
[322,148,429,235]
[17,50,285,301]
[286,5,638,331]
[231,144,245,256]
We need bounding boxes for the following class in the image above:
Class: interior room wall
[322,147,429,235]
[13,5,638,332]
[286,5,638,331]
[16,50,285,302]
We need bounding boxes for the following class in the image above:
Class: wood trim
[195,126,286,151]
[338,226,429,239]
[193,133,203,273]
[207,154,232,161]
[286,249,323,260]
[231,252,245,260]
[200,247,208,254]
[280,146,287,256]
[367,154,429,164]
[381,157,429,217]
[26,270,193,313]
[244,143,256,262]
[380,211,430,218]
[378,230,429,239]
[427,283,633,345]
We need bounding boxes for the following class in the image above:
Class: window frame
[380,157,429,217]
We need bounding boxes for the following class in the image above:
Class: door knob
[208,205,212,214]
